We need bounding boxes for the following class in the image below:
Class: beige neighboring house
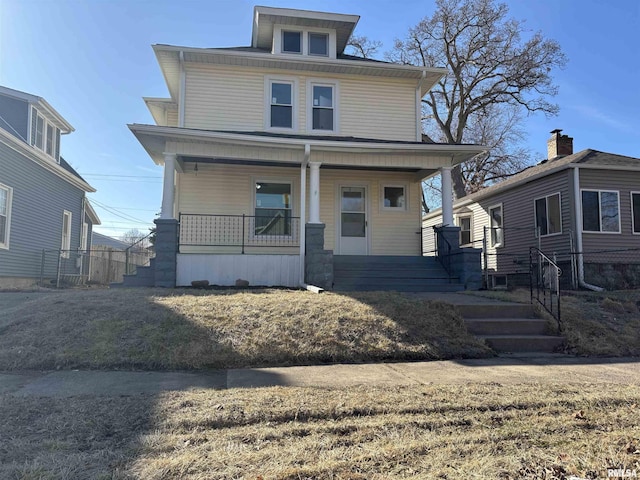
[128,5,484,290]
[423,130,640,290]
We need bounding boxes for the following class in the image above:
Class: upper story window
[311,84,335,131]
[266,77,297,131]
[30,107,60,162]
[582,190,620,233]
[308,33,329,56]
[282,31,302,54]
[535,192,562,236]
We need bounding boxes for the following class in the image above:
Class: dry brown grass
[466,288,640,356]
[0,288,491,371]
[2,383,639,479]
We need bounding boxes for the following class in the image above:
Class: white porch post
[441,166,454,226]
[161,152,177,219]
[309,161,322,224]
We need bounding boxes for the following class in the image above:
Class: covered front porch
[129,125,484,289]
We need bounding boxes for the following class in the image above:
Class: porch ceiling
[128,124,485,175]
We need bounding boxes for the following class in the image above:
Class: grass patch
[0,288,492,371]
[467,288,640,356]
[1,383,639,478]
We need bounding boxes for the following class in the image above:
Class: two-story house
[0,85,99,288]
[129,6,484,290]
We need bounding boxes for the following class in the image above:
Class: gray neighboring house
[92,232,130,250]
[0,85,99,288]
[423,130,640,290]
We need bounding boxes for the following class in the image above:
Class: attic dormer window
[30,106,60,162]
[309,33,328,56]
[282,31,302,54]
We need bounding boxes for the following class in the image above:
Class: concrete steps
[459,302,565,353]
[333,255,464,292]
[121,264,155,287]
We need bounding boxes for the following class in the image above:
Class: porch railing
[179,213,300,253]
[529,247,562,331]
[433,225,453,282]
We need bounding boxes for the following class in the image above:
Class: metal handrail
[529,246,562,331]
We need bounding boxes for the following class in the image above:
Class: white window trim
[264,76,298,132]
[581,189,621,234]
[29,106,60,163]
[281,29,303,55]
[306,79,339,134]
[308,32,329,57]
[631,191,640,235]
[456,213,473,246]
[0,183,13,250]
[380,184,408,212]
[273,25,337,59]
[252,177,296,241]
[533,192,563,237]
[488,203,504,248]
[81,221,89,251]
[61,210,72,257]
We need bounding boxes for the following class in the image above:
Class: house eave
[0,129,95,192]
[84,199,101,225]
[0,86,74,133]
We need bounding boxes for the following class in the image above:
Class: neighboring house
[92,232,131,250]
[129,6,484,289]
[0,85,99,288]
[423,130,640,290]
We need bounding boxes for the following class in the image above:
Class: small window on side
[489,205,503,247]
[382,186,405,210]
[458,216,472,245]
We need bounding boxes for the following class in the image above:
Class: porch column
[440,166,454,226]
[161,152,177,219]
[309,161,322,224]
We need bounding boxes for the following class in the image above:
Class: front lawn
[0,288,492,371]
[2,383,639,479]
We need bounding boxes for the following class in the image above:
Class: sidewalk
[1,355,639,397]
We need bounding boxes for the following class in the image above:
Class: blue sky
[1,0,638,237]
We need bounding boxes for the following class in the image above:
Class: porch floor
[332,256,464,292]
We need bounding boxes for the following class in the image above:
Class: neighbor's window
[457,215,472,245]
[0,184,12,249]
[81,221,89,251]
[270,81,293,129]
[632,192,640,234]
[311,84,334,131]
[255,182,292,236]
[489,204,503,247]
[282,31,302,54]
[309,33,329,56]
[535,193,562,236]
[382,186,405,210]
[30,107,60,162]
[61,210,72,257]
[582,190,620,233]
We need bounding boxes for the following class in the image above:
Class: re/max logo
[608,469,638,478]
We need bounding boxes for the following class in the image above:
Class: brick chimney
[547,129,573,160]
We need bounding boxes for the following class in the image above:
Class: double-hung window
[311,84,335,131]
[582,190,620,233]
[269,81,293,129]
[457,215,473,246]
[535,193,562,236]
[488,204,503,247]
[61,210,72,257]
[30,107,60,162]
[0,184,12,249]
[255,182,292,236]
[632,192,640,234]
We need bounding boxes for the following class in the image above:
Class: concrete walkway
[1,356,639,397]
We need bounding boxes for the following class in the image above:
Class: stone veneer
[304,223,333,289]
[153,219,178,287]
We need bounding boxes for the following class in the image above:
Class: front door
[339,186,368,255]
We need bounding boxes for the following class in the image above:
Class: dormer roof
[0,85,74,134]
[252,6,359,54]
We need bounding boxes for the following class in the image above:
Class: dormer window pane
[35,115,44,149]
[54,128,60,160]
[282,31,301,53]
[309,33,328,56]
[271,82,292,128]
[46,123,54,155]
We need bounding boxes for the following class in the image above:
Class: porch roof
[128,124,486,176]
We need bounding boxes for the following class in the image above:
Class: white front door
[339,186,368,255]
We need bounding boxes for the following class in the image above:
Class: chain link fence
[39,248,154,288]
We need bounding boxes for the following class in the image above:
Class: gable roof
[0,85,74,133]
[91,232,129,249]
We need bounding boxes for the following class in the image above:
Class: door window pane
[341,213,365,237]
[341,190,364,212]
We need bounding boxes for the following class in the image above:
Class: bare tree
[388,0,566,200]
[120,228,151,250]
[346,35,382,59]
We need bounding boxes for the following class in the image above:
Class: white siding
[166,110,178,127]
[183,63,417,141]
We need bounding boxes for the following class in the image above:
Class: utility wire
[90,198,151,224]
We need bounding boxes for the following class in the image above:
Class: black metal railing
[530,247,562,330]
[179,213,300,253]
[433,225,453,282]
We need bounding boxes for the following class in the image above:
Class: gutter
[415,70,427,142]
[572,166,604,291]
[178,51,186,127]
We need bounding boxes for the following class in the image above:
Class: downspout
[299,144,310,286]
[572,166,604,291]
[415,70,427,142]
[178,51,186,127]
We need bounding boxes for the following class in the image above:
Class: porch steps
[332,255,465,292]
[458,304,565,353]
[118,258,156,288]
